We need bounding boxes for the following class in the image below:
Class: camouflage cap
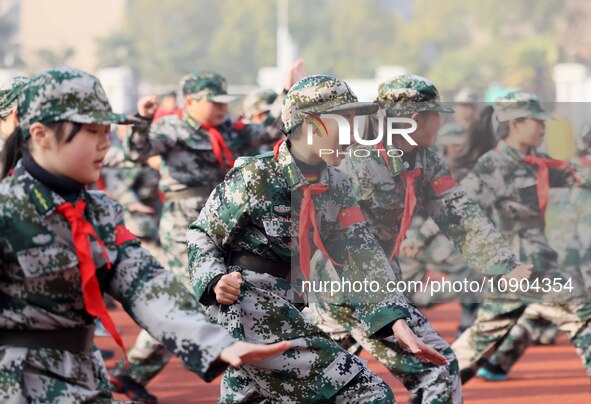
[453,88,479,104]
[281,74,378,133]
[377,74,454,117]
[577,121,591,153]
[493,91,551,122]
[435,122,467,146]
[242,88,277,119]
[0,76,29,118]
[180,71,238,103]
[17,67,141,140]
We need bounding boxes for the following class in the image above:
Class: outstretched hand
[392,319,447,365]
[219,341,293,367]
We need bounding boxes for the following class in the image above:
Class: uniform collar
[22,153,84,203]
[381,143,427,175]
[275,140,331,191]
[183,109,203,131]
[12,160,87,217]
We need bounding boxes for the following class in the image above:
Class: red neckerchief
[55,200,128,365]
[390,168,422,260]
[522,153,576,216]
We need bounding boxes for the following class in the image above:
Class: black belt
[164,186,211,202]
[0,325,95,353]
[228,251,291,279]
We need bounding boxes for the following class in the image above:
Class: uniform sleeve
[404,213,442,248]
[124,118,177,162]
[426,151,518,277]
[321,175,411,337]
[106,201,235,382]
[186,168,251,303]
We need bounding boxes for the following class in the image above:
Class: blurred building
[17,0,127,72]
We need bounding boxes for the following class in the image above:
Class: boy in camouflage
[188,74,449,403]
[0,67,290,403]
[110,67,302,400]
[400,122,482,336]
[124,71,282,286]
[451,91,591,383]
[311,74,530,403]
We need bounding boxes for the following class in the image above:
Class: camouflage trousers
[305,252,462,403]
[0,345,119,403]
[110,200,204,386]
[399,233,483,332]
[483,307,561,374]
[452,298,591,383]
[159,198,203,289]
[308,301,462,404]
[109,329,173,386]
[210,268,394,403]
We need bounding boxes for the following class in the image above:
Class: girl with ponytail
[0,67,289,403]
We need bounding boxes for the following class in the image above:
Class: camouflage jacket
[0,161,234,381]
[187,140,412,337]
[341,143,517,277]
[459,141,581,281]
[125,110,282,194]
[101,137,162,239]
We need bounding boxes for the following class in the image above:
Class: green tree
[99,0,579,96]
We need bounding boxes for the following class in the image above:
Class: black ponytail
[451,105,498,172]
[1,121,82,179]
[1,126,24,179]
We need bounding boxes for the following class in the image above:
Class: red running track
[97,302,590,403]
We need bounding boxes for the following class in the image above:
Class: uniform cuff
[200,274,224,306]
[363,304,411,337]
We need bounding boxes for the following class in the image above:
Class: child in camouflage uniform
[400,122,482,336]
[311,74,532,404]
[451,91,591,383]
[0,67,290,403]
[110,68,300,401]
[188,74,449,403]
[474,110,591,382]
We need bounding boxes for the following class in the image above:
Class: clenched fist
[214,272,243,305]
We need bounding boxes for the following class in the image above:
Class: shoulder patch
[338,207,366,229]
[431,175,456,196]
[30,185,54,215]
[284,164,300,188]
[115,224,137,246]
